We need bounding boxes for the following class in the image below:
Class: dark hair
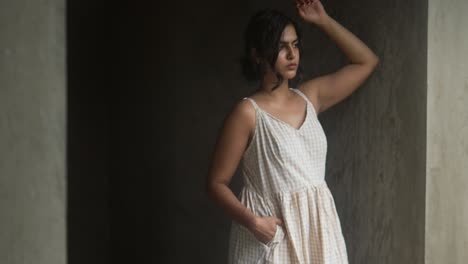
[241,9,304,90]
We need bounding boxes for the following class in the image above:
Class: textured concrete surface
[318,1,427,263]
[426,0,468,263]
[0,0,66,263]
[159,0,430,263]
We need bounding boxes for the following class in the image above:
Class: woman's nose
[287,47,296,60]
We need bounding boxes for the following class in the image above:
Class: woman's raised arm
[294,0,379,113]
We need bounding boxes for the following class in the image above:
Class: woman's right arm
[205,99,258,230]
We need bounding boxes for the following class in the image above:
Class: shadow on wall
[66,0,170,263]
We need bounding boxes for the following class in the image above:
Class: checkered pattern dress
[227,88,348,264]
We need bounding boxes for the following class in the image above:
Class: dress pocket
[240,223,285,247]
[257,224,285,247]
[249,224,286,263]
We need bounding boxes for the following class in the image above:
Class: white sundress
[227,88,349,264]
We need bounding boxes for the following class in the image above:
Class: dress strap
[243,97,260,111]
[289,88,310,104]
[290,88,318,116]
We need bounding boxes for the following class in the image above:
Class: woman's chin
[274,71,297,80]
[285,72,297,79]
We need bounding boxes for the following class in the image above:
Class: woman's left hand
[294,0,329,25]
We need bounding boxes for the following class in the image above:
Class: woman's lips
[287,64,297,70]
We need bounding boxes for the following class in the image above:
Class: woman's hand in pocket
[249,216,284,245]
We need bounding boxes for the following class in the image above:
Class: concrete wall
[0,0,66,263]
[426,0,468,263]
[320,0,427,263]
[159,0,427,263]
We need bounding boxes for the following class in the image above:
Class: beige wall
[0,0,66,263]
[426,0,468,263]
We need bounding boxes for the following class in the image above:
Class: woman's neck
[257,78,291,100]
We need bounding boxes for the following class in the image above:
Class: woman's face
[273,24,300,80]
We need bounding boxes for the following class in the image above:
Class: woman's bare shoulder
[222,97,256,135]
[235,97,256,121]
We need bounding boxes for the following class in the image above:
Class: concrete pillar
[0,0,66,263]
[426,0,468,263]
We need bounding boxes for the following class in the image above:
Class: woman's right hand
[249,216,284,245]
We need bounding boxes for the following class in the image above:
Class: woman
[206,0,379,263]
